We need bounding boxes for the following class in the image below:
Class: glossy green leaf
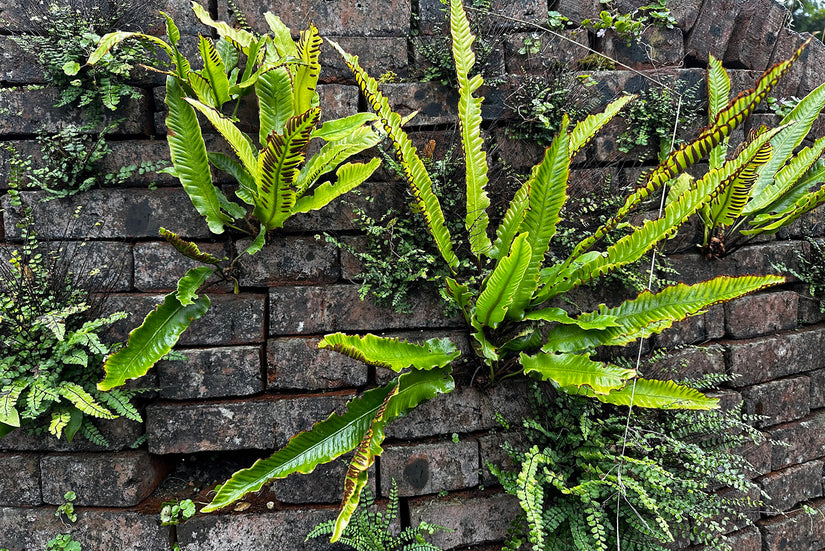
[186,98,258,179]
[293,159,381,214]
[311,113,379,141]
[207,152,256,205]
[520,352,635,394]
[318,333,459,371]
[257,66,295,142]
[98,293,210,391]
[707,54,731,171]
[569,94,635,158]
[197,35,231,107]
[176,266,215,306]
[580,378,719,410]
[475,232,531,328]
[293,25,322,116]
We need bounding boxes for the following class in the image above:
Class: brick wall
[2,0,825,549]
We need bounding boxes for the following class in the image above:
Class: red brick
[758,460,824,513]
[100,140,176,186]
[0,454,41,506]
[798,30,825,97]
[652,304,725,348]
[668,242,805,286]
[724,291,798,339]
[218,0,411,36]
[146,400,280,454]
[381,440,479,496]
[768,410,825,469]
[40,451,165,507]
[133,241,231,292]
[0,507,168,551]
[737,436,774,479]
[811,369,825,409]
[236,236,340,286]
[272,394,352,448]
[320,36,409,81]
[157,346,263,399]
[759,497,825,551]
[269,461,375,504]
[555,0,601,23]
[176,508,338,551]
[479,431,524,486]
[726,327,825,387]
[743,376,811,428]
[266,337,368,391]
[317,84,359,122]
[643,344,725,381]
[144,0,209,36]
[378,82,459,126]
[408,492,520,549]
[767,28,806,99]
[268,284,460,335]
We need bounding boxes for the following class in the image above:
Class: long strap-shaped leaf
[579,378,719,410]
[566,38,809,262]
[749,158,825,226]
[98,291,210,390]
[253,108,320,229]
[705,139,772,228]
[329,40,460,271]
[293,25,322,116]
[201,367,454,513]
[186,98,258,180]
[293,159,381,214]
[165,78,233,234]
[296,126,381,194]
[490,179,530,259]
[474,232,532,328]
[520,352,635,395]
[542,275,784,353]
[569,94,635,159]
[197,35,231,108]
[317,333,460,371]
[257,67,295,144]
[451,0,492,258]
[707,54,731,171]
[537,126,783,301]
[744,184,825,235]
[190,1,255,52]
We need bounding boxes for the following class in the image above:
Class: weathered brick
[685,0,747,64]
[492,126,550,172]
[133,241,231,291]
[317,84,359,121]
[758,460,824,512]
[177,508,337,551]
[236,236,339,287]
[387,380,530,439]
[218,0,410,36]
[0,87,149,136]
[269,461,375,504]
[811,368,825,409]
[652,304,725,348]
[100,140,175,186]
[272,394,352,447]
[268,284,460,335]
[0,454,41,506]
[555,0,601,23]
[644,345,725,381]
[663,0,703,31]
[742,376,811,428]
[381,441,479,497]
[737,436,773,478]
[798,30,825,96]
[145,0,210,36]
[157,346,263,399]
[768,410,825,469]
[723,0,786,71]
[378,82,459,126]
[2,188,211,240]
[601,26,685,69]
[0,37,45,83]
[147,400,279,454]
[723,525,761,551]
[40,451,164,507]
[408,492,520,550]
[759,498,825,551]
[0,417,145,452]
[724,291,798,339]
[266,337,368,391]
[0,507,168,551]
[320,36,410,81]
[669,242,805,286]
[767,28,806,99]
[504,30,589,75]
[479,431,524,486]
[104,292,266,346]
[726,327,825,387]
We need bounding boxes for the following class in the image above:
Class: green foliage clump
[306,480,446,550]
[12,0,151,112]
[582,0,677,45]
[160,498,196,526]
[0,210,142,444]
[491,380,766,551]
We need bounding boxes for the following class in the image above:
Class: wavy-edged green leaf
[523,306,619,329]
[745,183,825,235]
[0,381,26,427]
[59,383,115,419]
[244,224,267,256]
[543,275,784,353]
[318,333,459,371]
[88,31,174,66]
[176,266,216,306]
[748,78,825,208]
[707,54,731,170]
[257,66,295,144]
[569,94,635,158]
[197,35,231,107]
[98,293,210,391]
[207,152,256,205]
[490,179,529,259]
[704,138,772,228]
[264,12,299,58]
[165,77,231,234]
[329,40,459,271]
[581,378,719,410]
[202,367,454,513]
[253,108,320,229]
[293,159,380,214]
[538,126,784,301]
[471,317,499,364]
[332,386,396,542]
[190,1,254,52]
[297,127,381,194]
[312,113,379,141]
[294,25,322,116]
[520,352,635,394]
[159,227,224,265]
[185,97,258,178]
[446,276,473,325]
[451,0,492,258]
[475,233,531,328]
[567,40,808,262]
[507,125,570,318]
